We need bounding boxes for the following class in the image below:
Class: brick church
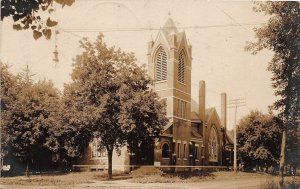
[78,18,234,171]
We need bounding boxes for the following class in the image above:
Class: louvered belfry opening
[155,47,167,82]
[178,50,185,83]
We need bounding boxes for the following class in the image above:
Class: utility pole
[0,120,2,177]
[227,98,246,172]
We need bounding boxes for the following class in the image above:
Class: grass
[0,171,130,186]
[130,167,280,183]
[0,172,94,186]
[260,176,300,189]
[131,167,209,183]
[1,168,299,187]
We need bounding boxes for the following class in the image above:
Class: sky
[0,0,277,130]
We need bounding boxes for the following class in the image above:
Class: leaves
[1,65,61,167]
[12,24,22,31]
[55,0,75,7]
[46,17,58,27]
[237,110,282,169]
[33,30,43,40]
[58,34,167,178]
[246,2,300,168]
[42,29,52,40]
[2,0,75,40]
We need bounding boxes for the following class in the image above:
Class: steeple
[162,18,178,35]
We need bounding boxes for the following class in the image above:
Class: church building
[78,18,233,171]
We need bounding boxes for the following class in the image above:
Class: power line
[57,22,264,33]
[215,5,248,31]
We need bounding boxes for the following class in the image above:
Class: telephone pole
[227,98,246,172]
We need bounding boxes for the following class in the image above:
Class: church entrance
[137,139,154,165]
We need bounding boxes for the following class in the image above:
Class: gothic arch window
[178,50,185,83]
[209,126,218,162]
[155,47,167,82]
[90,138,107,158]
[162,143,170,158]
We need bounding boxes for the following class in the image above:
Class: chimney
[221,93,227,130]
[199,81,206,122]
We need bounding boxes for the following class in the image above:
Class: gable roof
[191,127,203,138]
[226,132,234,145]
[205,107,223,126]
[191,111,200,121]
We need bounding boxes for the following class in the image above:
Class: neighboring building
[78,18,233,171]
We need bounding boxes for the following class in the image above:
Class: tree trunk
[279,129,286,187]
[26,159,30,177]
[107,149,113,180]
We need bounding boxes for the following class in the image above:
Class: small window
[176,99,187,119]
[92,142,97,157]
[209,127,219,161]
[162,143,170,158]
[177,143,181,159]
[183,143,186,159]
[99,148,107,157]
[178,50,185,83]
[195,146,199,159]
[91,139,107,158]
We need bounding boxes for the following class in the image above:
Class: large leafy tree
[1,0,75,39]
[246,1,300,183]
[59,34,167,179]
[0,62,17,113]
[237,110,282,172]
[1,66,61,176]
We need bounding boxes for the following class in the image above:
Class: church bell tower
[147,18,192,166]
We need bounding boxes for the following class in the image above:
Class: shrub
[131,167,162,178]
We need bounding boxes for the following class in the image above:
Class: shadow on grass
[164,170,216,180]
[131,167,217,183]
[93,172,132,181]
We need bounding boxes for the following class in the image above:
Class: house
[78,18,233,171]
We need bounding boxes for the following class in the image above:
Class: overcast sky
[1,0,277,130]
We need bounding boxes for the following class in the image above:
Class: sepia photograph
[0,0,299,188]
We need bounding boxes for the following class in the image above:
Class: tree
[246,2,300,184]
[237,110,282,172]
[1,66,61,176]
[1,0,75,40]
[59,34,167,179]
[0,62,18,173]
[0,62,17,113]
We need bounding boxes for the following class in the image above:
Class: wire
[58,22,264,33]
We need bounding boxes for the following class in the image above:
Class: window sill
[178,81,186,86]
[90,157,108,160]
[155,80,167,84]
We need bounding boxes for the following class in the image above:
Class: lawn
[0,168,299,189]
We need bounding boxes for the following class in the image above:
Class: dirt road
[0,176,271,189]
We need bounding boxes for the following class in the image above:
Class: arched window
[209,127,218,161]
[155,48,167,82]
[178,50,185,83]
[162,143,170,158]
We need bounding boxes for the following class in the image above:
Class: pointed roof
[205,108,214,121]
[226,132,234,145]
[159,18,186,46]
[162,18,178,35]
